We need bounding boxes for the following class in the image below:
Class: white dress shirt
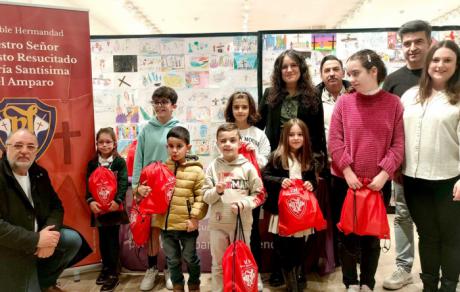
[402,86,460,180]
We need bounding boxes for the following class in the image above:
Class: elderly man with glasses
[0,128,86,292]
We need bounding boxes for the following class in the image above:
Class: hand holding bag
[88,166,118,212]
[337,178,390,239]
[138,161,176,214]
[278,179,327,236]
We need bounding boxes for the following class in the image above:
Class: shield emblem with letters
[0,98,57,160]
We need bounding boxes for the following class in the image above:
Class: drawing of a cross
[0,120,8,131]
[118,76,131,87]
[54,121,81,164]
[240,59,248,69]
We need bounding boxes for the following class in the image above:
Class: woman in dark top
[257,49,327,287]
[257,49,327,167]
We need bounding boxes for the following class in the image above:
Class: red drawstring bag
[223,209,258,292]
[138,161,176,215]
[88,166,118,212]
[129,199,151,247]
[126,140,137,177]
[337,179,390,239]
[239,143,261,177]
[278,179,327,236]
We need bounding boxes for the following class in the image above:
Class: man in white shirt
[317,55,351,143]
[0,129,85,292]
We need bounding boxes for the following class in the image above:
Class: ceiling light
[122,0,161,33]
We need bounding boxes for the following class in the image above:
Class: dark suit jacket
[0,156,64,291]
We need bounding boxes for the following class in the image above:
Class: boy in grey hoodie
[203,123,265,292]
[134,86,180,291]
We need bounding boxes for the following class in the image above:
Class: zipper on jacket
[164,161,179,231]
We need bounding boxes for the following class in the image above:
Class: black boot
[282,269,299,292]
[439,278,458,292]
[420,273,439,292]
[100,275,119,292]
[269,270,284,287]
[295,265,306,291]
[96,267,109,285]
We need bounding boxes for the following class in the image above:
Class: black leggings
[273,234,305,271]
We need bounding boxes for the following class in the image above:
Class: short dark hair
[224,91,260,125]
[151,86,178,104]
[348,49,387,84]
[320,55,343,73]
[167,126,190,144]
[216,123,240,140]
[398,20,432,41]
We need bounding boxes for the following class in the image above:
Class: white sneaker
[257,273,263,291]
[140,267,158,291]
[347,285,360,292]
[382,267,413,290]
[164,269,173,290]
[361,285,372,291]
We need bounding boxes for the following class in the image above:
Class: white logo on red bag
[287,197,306,218]
[129,210,137,223]
[240,259,257,289]
[163,176,176,200]
[97,183,111,203]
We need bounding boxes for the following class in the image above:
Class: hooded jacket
[154,156,208,231]
[203,154,265,230]
[132,116,180,187]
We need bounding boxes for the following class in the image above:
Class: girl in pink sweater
[328,49,404,292]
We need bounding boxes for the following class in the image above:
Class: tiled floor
[56,215,451,291]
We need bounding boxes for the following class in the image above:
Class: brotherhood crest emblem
[241,259,257,290]
[287,196,306,218]
[0,98,57,159]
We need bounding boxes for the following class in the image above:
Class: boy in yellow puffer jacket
[155,126,208,292]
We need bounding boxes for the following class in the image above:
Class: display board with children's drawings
[261,28,460,92]
[91,34,258,166]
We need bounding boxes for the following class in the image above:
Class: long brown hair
[271,118,312,171]
[224,91,260,125]
[268,50,318,111]
[419,40,460,105]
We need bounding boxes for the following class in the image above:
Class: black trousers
[331,176,381,289]
[98,225,121,274]
[404,175,460,282]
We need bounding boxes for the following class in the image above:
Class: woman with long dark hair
[257,49,327,288]
[258,50,326,161]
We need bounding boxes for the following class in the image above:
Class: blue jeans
[35,228,82,289]
[161,230,200,286]
[393,181,414,272]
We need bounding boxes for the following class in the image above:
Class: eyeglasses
[151,99,171,107]
[6,143,38,152]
